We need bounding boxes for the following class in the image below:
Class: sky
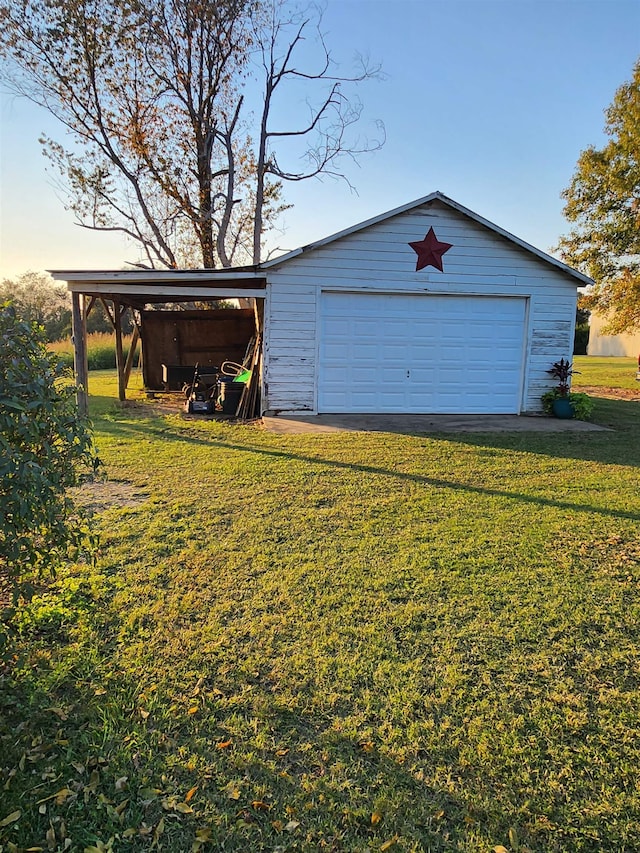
[0,0,638,279]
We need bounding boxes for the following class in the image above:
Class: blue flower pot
[552,397,574,419]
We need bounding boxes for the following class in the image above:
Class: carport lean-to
[50,268,266,417]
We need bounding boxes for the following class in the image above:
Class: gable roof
[262,190,593,286]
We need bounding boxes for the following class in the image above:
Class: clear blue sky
[0,0,638,278]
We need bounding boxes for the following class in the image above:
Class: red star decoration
[408,227,453,272]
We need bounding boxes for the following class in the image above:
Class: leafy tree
[558,58,640,333]
[0,0,381,268]
[0,271,71,341]
[0,0,257,269]
[0,303,98,617]
[0,271,135,338]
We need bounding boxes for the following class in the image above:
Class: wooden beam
[65,284,268,300]
[100,297,117,329]
[71,292,89,417]
[123,323,139,389]
[113,299,126,401]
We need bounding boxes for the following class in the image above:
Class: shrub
[569,391,595,420]
[0,303,99,623]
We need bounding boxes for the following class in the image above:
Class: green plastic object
[236,369,251,383]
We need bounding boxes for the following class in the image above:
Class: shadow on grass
[0,649,469,851]
[94,417,640,523]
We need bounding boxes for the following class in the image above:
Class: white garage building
[261,192,591,415]
[54,192,592,417]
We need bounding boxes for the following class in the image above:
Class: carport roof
[48,268,267,303]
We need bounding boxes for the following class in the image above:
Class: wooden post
[71,291,89,417]
[113,299,126,401]
[123,323,139,388]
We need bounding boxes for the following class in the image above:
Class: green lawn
[573,354,639,390]
[2,363,640,852]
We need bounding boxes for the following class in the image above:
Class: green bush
[0,303,99,623]
[569,391,595,420]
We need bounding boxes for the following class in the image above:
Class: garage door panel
[319,293,526,413]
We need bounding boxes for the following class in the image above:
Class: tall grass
[49,332,140,371]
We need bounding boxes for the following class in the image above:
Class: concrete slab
[262,413,609,435]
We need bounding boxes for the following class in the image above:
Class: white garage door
[318,292,527,414]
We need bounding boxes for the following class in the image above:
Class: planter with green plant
[541,357,594,420]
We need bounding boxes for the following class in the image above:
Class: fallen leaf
[275,748,289,757]
[371,812,382,825]
[380,836,399,851]
[227,788,241,801]
[216,739,232,749]
[285,820,300,832]
[94,688,107,696]
[115,777,128,792]
[46,826,56,850]
[360,741,375,753]
[115,799,129,816]
[122,829,137,838]
[152,818,164,847]
[252,800,270,812]
[138,787,162,800]
[36,789,72,806]
[194,828,212,842]
[0,811,21,828]
[271,820,283,831]
[55,788,73,805]
[139,709,150,720]
[493,847,509,853]
[185,786,198,803]
[187,706,199,715]
[47,707,68,721]
[175,803,194,815]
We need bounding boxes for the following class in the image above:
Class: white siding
[264,199,577,414]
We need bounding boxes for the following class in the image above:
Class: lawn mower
[183,363,218,414]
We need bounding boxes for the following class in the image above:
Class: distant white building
[588,313,640,357]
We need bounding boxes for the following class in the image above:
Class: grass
[2,361,640,852]
[573,354,639,390]
[49,333,140,371]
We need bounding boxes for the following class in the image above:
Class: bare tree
[250,1,384,263]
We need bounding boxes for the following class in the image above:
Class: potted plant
[541,358,594,420]
[544,358,574,418]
